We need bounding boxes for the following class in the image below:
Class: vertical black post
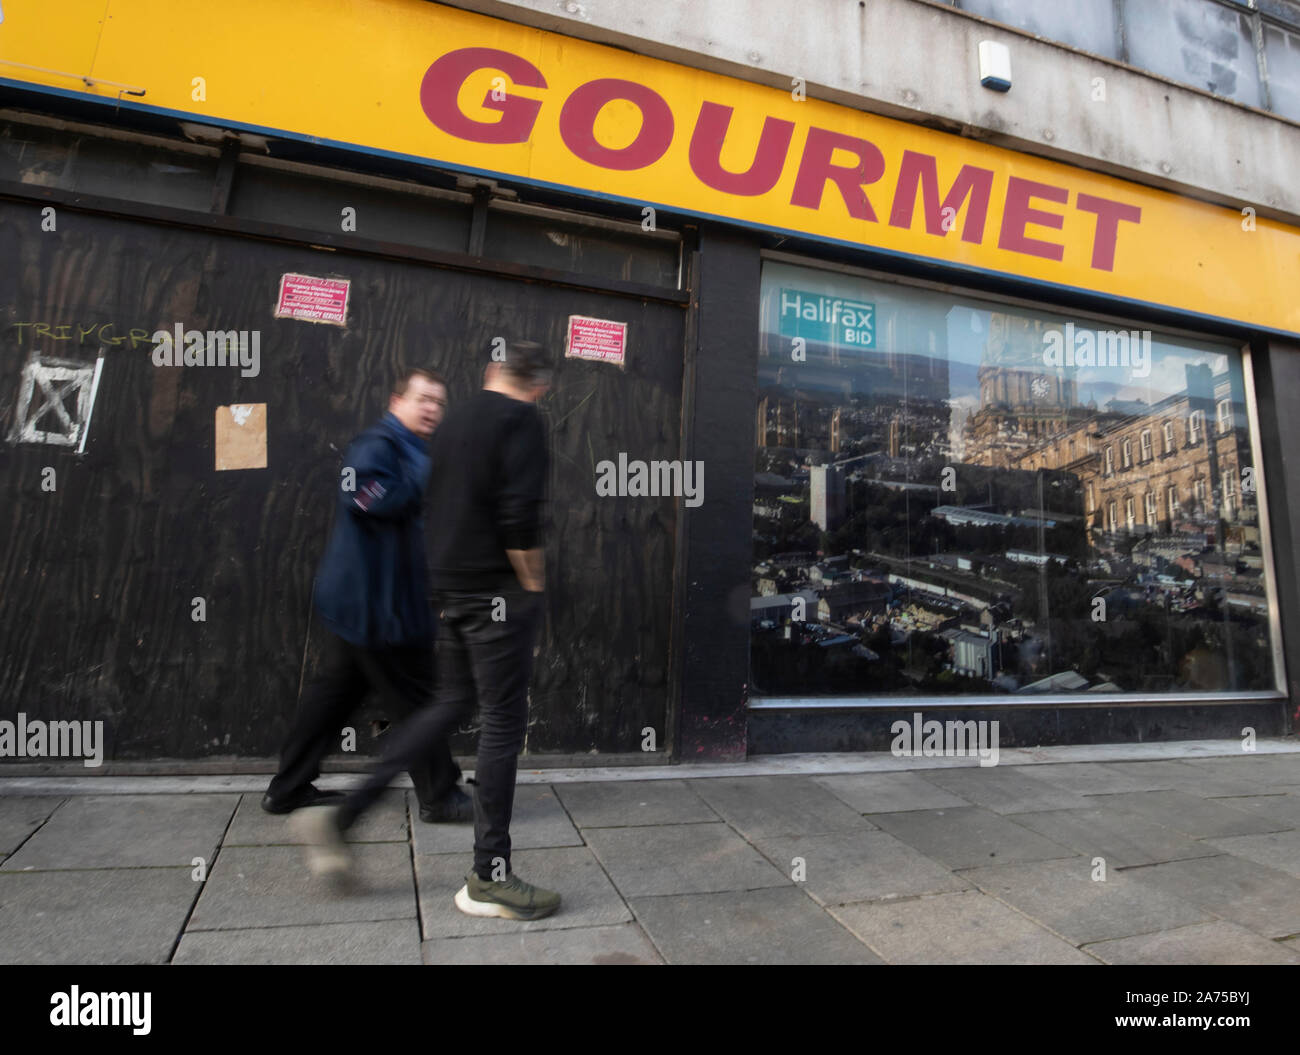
[467,186,490,256]
[673,223,761,760]
[209,138,239,215]
[1247,339,1299,731]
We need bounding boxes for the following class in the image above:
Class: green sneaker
[454,869,561,921]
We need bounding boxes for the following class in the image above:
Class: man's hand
[506,548,545,592]
[346,436,423,520]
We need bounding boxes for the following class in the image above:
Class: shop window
[751,259,1278,700]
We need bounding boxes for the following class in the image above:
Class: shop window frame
[751,248,1288,708]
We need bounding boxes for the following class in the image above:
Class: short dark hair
[393,367,447,397]
[498,341,552,385]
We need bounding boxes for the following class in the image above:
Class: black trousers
[338,588,544,879]
[267,631,461,809]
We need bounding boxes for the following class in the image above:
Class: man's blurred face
[528,375,552,403]
[390,376,447,438]
[484,361,552,403]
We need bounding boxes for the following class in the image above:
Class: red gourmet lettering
[688,102,794,196]
[416,50,1144,276]
[888,150,995,243]
[559,78,674,170]
[419,47,546,144]
[790,127,887,220]
[1076,192,1143,271]
[997,176,1068,261]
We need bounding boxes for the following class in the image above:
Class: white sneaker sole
[453,883,559,920]
[454,883,520,919]
[290,806,354,889]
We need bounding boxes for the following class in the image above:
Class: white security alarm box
[979,40,1011,92]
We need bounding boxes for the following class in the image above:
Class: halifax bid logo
[778,288,875,348]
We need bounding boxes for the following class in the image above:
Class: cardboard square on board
[215,403,267,471]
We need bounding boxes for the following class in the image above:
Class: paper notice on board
[274,273,350,326]
[565,315,627,367]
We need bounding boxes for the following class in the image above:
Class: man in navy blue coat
[262,367,470,823]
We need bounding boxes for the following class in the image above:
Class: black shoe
[419,786,473,823]
[261,784,346,814]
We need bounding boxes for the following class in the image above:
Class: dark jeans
[267,631,460,809]
[338,588,544,879]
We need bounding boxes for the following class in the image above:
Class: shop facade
[0,0,1297,764]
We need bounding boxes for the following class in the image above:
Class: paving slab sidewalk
[2,747,1299,965]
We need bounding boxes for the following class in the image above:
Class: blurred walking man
[297,342,559,921]
[263,368,472,824]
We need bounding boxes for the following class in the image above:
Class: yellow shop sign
[1,0,1297,334]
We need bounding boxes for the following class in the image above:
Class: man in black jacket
[262,367,471,823]
[297,343,559,920]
